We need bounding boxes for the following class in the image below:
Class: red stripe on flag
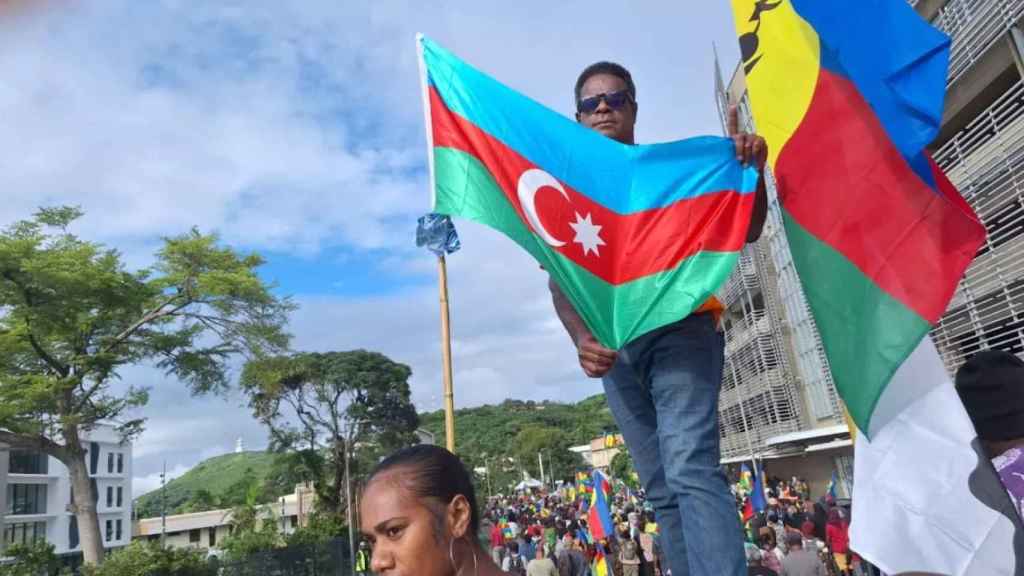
[429,86,754,286]
[776,70,985,323]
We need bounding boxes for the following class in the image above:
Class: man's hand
[727,104,767,171]
[728,104,769,242]
[577,332,617,378]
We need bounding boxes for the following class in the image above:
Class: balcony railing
[931,0,1024,86]
[932,79,1024,371]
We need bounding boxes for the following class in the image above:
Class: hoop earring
[448,536,479,576]
[464,536,479,576]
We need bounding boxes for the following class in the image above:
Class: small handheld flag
[587,470,615,541]
[750,463,767,513]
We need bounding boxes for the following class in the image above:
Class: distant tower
[235,437,245,453]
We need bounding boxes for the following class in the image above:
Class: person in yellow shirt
[355,540,370,576]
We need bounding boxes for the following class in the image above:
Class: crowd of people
[481,485,663,576]
[473,470,875,576]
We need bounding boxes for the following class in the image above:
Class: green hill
[134,395,619,517]
[134,451,284,519]
[418,394,619,491]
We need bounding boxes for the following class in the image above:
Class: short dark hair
[366,444,481,541]
[574,61,636,105]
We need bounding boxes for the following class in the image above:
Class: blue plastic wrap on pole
[416,213,461,256]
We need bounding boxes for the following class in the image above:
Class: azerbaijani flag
[826,471,838,501]
[729,1,1021,573]
[417,35,760,349]
[587,470,615,542]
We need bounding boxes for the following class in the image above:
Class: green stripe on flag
[434,146,738,348]
[782,210,931,432]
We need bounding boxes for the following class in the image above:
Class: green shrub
[81,541,213,576]
[0,541,65,576]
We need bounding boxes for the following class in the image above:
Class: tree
[240,350,419,521]
[181,488,220,513]
[82,541,214,576]
[219,478,281,561]
[0,207,292,566]
[0,541,65,576]
[511,426,582,484]
[610,450,640,489]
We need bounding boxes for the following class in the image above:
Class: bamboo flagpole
[416,213,461,453]
[438,254,456,452]
[416,36,460,453]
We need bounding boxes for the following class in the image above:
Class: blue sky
[0,0,743,497]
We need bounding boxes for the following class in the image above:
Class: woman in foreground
[360,444,507,576]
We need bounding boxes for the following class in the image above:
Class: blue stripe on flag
[420,36,759,215]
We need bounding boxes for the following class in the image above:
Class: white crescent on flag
[517,168,569,247]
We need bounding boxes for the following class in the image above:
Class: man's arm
[727,104,769,243]
[549,276,589,346]
[548,277,617,378]
[747,173,768,243]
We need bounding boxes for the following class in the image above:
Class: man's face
[576,73,637,144]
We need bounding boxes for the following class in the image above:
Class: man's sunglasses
[577,90,633,114]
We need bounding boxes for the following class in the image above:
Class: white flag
[849,337,1022,575]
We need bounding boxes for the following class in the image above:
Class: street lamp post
[280,497,286,534]
[160,461,167,549]
[486,458,494,497]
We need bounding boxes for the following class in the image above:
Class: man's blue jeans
[602,313,744,576]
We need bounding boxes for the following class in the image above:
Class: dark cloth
[955,349,1024,441]
[556,550,573,576]
[811,504,827,541]
[748,567,778,576]
[569,550,589,576]
[783,511,807,530]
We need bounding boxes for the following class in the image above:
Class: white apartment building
[0,424,133,560]
[133,483,315,556]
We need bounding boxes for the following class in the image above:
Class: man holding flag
[419,32,766,576]
[548,63,768,576]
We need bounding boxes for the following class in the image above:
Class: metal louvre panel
[717,239,804,460]
[762,184,843,423]
[931,0,1024,86]
[932,78,1024,372]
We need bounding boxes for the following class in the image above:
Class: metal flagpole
[439,254,456,452]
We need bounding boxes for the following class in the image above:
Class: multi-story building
[712,58,854,496]
[0,424,132,560]
[712,0,1024,499]
[916,0,1024,372]
[133,483,315,556]
[567,434,625,473]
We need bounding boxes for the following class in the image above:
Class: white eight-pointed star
[569,212,606,257]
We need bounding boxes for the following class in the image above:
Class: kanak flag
[729,1,1021,574]
[417,35,759,349]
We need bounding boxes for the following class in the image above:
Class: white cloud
[1,0,745,483]
[133,463,191,499]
